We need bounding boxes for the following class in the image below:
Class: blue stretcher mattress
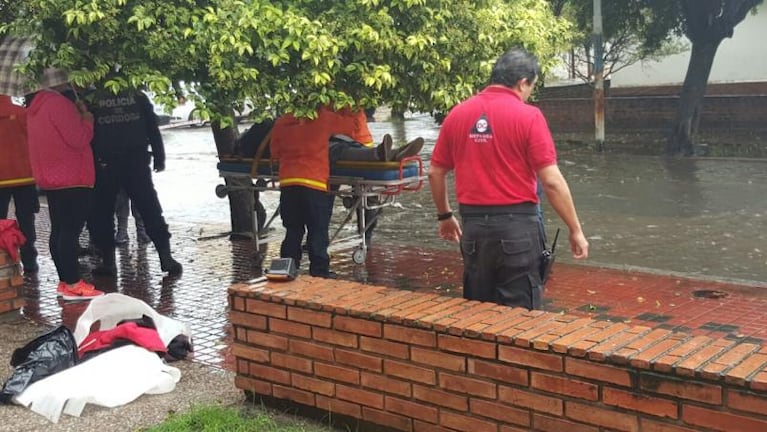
[217,159,421,181]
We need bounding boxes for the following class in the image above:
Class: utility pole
[593,0,605,151]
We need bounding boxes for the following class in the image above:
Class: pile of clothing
[0,293,193,423]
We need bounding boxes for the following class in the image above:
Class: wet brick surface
[13,209,767,370]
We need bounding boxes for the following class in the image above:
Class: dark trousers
[90,151,171,253]
[47,187,92,283]
[280,186,331,276]
[0,185,39,267]
[459,212,544,309]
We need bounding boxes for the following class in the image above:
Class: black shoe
[393,137,424,161]
[377,134,393,161]
[311,271,337,279]
[92,264,117,277]
[160,251,183,276]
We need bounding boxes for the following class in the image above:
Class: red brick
[249,363,291,385]
[386,396,439,424]
[464,307,523,337]
[273,384,316,406]
[336,384,384,409]
[565,357,632,387]
[569,322,633,358]
[531,317,594,351]
[362,407,412,432]
[470,399,530,427]
[313,327,358,348]
[628,333,688,370]
[315,394,361,418]
[530,372,598,401]
[245,298,287,318]
[674,338,737,377]
[411,347,466,372]
[498,345,563,372]
[361,372,412,397]
[496,311,553,344]
[478,309,534,341]
[291,373,335,396]
[270,352,313,373]
[438,334,495,358]
[269,318,312,338]
[725,353,767,386]
[236,359,249,375]
[413,420,451,432]
[533,414,599,432]
[699,343,760,381]
[412,384,468,411]
[603,387,678,419]
[335,348,382,372]
[468,359,528,386]
[653,335,713,373]
[638,373,722,405]
[513,319,566,348]
[639,418,698,432]
[360,336,410,359]
[750,370,767,391]
[287,306,332,327]
[439,372,496,398]
[683,404,767,432]
[498,386,563,415]
[393,295,452,325]
[565,401,639,432]
[229,310,267,330]
[334,315,382,337]
[246,329,288,350]
[549,322,610,354]
[231,343,269,363]
[384,324,437,347]
[379,295,440,323]
[727,389,767,415]
[234,375,272,396]
[440,410,499,432]
[384,359,436,384]
[608,328,669,365]
[230,295,246,312]
[446,305,505,337]
[289,339,334,362]
[315,362,360,384]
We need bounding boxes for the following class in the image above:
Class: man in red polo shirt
[429,48,589,309]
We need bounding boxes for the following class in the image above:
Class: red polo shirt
[431,85,557,205]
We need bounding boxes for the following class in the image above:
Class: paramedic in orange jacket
[0,95,39,273]
[270,105,370,278]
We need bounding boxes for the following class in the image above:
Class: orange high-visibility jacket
[0,96,34,188]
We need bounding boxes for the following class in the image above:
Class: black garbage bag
[0,326,79,404]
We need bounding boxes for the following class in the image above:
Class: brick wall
[0,249,24,314]
[537,95,767,133]
[230,278,767,432]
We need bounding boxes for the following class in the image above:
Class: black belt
[459,202,538,217]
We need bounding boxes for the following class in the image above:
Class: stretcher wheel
[342,197,354,209]
[215,184,228,198]
[352,247,366,264]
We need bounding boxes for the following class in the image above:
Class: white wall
[611,12,767,87]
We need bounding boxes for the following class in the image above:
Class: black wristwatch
[437,211,453,221]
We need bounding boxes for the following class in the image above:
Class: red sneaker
[56,281,67,297]
[58,280,104,301]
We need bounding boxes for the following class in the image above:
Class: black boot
[159,249,183,275]
[93,248,117,277]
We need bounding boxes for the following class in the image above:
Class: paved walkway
[14,209,767,371]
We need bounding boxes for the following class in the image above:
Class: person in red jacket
[0,95,39,274]
[25,68,104,300]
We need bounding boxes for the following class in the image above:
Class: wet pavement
[8,114,767,371]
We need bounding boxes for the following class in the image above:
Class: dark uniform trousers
[459,211,545,309]
[0,185,39,267]
[279,186,331,277]
[90,151,171,253]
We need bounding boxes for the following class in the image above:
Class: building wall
[611,12,767,87]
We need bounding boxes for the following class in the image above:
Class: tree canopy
[2,0,571,122]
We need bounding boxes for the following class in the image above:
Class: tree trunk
[666,39,720,156]
[211,120,255,239]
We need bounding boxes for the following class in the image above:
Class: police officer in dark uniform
[89,89,182,276]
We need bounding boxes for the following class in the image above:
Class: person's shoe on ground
[136,227,152,244]
[393,137,424,161]
[57,280,104,301]
[310,271,338,279]
[159,249,183,276]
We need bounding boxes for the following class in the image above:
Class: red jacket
[0,96,34,188]
[270,106,371,191]
[26,90,94,190]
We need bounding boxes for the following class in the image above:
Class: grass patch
[145,404,334,432]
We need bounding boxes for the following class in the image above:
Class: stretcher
[216,156,425,264]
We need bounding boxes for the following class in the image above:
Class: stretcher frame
[216,156,425,264]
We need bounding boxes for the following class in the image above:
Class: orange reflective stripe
[280,177,327,191]
[0,177,34,187]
